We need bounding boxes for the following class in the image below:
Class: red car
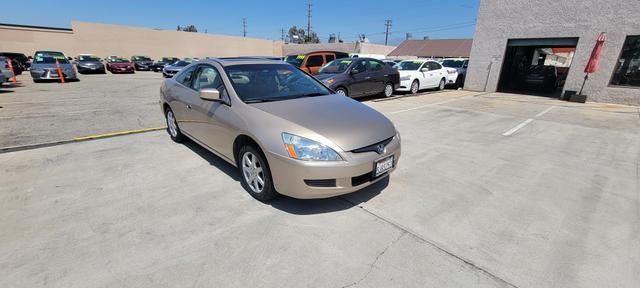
[106,58,135,74]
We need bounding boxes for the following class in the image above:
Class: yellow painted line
[74,126,166,141]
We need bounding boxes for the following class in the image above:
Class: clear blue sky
[2,0,479,45]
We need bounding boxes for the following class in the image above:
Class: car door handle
[187,104,192,109]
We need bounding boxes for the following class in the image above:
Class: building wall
[282,42,396,56]
[0,21,283,60]
[466,0,640,105]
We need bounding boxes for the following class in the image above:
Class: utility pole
[281,28,285,42]
[384,19,392,45]
[242,18,247,37]
[306,2,312,42]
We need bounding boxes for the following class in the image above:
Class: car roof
[198,58,287,67]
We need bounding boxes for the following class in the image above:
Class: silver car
[160,58,401,201]
[30,51,77,82]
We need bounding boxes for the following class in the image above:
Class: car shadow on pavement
[270,177,389,215]
[183,140,241,182]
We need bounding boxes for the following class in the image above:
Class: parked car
[105,55,120,63]
[522,65,560,91]
[160,58,401,201]
[0,56,14,85]
[152,57,179,72]
[315,58,400,98]
[441,58,469,88]
[75,54,106,74]
[395,60,447,93]
[131,56,154,71]
[106,58,135,73]
[162,60,191,78]
[30,51,78,82]
[0,52,30,72]
[382,59,401,67]
[284,51,350,75]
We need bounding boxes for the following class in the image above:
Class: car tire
[238,145,277,202]
[438,78,446,91]
[383,82,394,98]
[410,80,419,94]
[335,87,348,97]
[165,107,186,143]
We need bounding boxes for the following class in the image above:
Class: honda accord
[160,58,401,201]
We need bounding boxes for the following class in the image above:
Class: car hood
[78,61,102,66]
[135,60,153,65]
[251,94,396,151]
[314,73,340,80]
[166,66,184,71]
[32,63,73,70]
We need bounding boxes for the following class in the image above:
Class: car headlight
[324,78,334,85]
[400,75,411,81]
[282,133,343,161]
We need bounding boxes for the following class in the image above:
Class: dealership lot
[1,73,638,287]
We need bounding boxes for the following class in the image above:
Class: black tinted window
[611,35,640,87]
[326,55,335,62]
[429,62,442,70]
[369,60,384,71]
[306,55,324,67]
[353,60,367,72]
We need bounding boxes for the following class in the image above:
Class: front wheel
[383,82,394,98]
[238,146,277,202]
[438,78,446,91]
[165,107,186,143]
[410,80,419,94]
[335,87,348,97]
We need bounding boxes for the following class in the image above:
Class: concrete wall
[283,42,396,56]
[0,21,283,59]
[466,0,640,105]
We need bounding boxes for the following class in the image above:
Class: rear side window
[368,60,384,71]
[326,54,335,62]
[306,55,324,67]
[175,65,197,87]
[429,62,442,70]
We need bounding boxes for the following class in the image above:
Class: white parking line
[502,106,556,136]
[389,97,470,115]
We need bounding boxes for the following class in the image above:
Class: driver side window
[192,65,228,99]
[175,66,197,87]
[353,60,367,73]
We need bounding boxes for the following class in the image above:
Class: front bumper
[163,70,179,77]
[77,65,105,73]
[266,136,401,199]
[396,79,414,91]
[135,63,151,70]
[111,66,135,73]
[30,69,77,80]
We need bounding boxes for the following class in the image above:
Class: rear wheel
[238,145,277,202]
[383,82,394,97]
[410,80,419,94]
[165,107,186,143]
[335,87,348,96]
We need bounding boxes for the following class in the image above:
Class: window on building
[610,35,640,87]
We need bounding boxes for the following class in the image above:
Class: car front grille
[351,137,393,154]
[351,171,386,187]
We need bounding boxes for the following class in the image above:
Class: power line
[306,2,312,42]
[242,18,247,37]
[384,19,392,46]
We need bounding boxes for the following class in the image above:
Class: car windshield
[318,59,353,74]
[112,58,129,63]
[396,61,424,71]
[225,63,331,103]
[162,58,176,62]
[284,55,304,67]
[173,61,190,67]
[79,55,99,61]
[34,56,69,64]
[442,60,465,68]
[134,56,151,61]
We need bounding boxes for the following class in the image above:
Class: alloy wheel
[242,152,265,194]
[411,81,419,94]
[384,84,394,97]
[167,110,178,137]
[439,79,445,90]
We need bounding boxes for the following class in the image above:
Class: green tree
[177,25,198,32]
[287,26,320,44]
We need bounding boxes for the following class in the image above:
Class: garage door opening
[498,38,578,97]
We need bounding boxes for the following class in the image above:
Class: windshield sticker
[35,57,43,62]
[412,61,424,64]
[53,55,66,60]
[296,55,305,60]
[340,60,352,64]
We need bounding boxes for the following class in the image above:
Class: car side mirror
[199,88,221,101]
[420,68,429,72]
[463,64,468,68]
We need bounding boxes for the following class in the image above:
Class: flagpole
[578,73,589,96]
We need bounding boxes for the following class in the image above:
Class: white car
[395,60,449,93]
